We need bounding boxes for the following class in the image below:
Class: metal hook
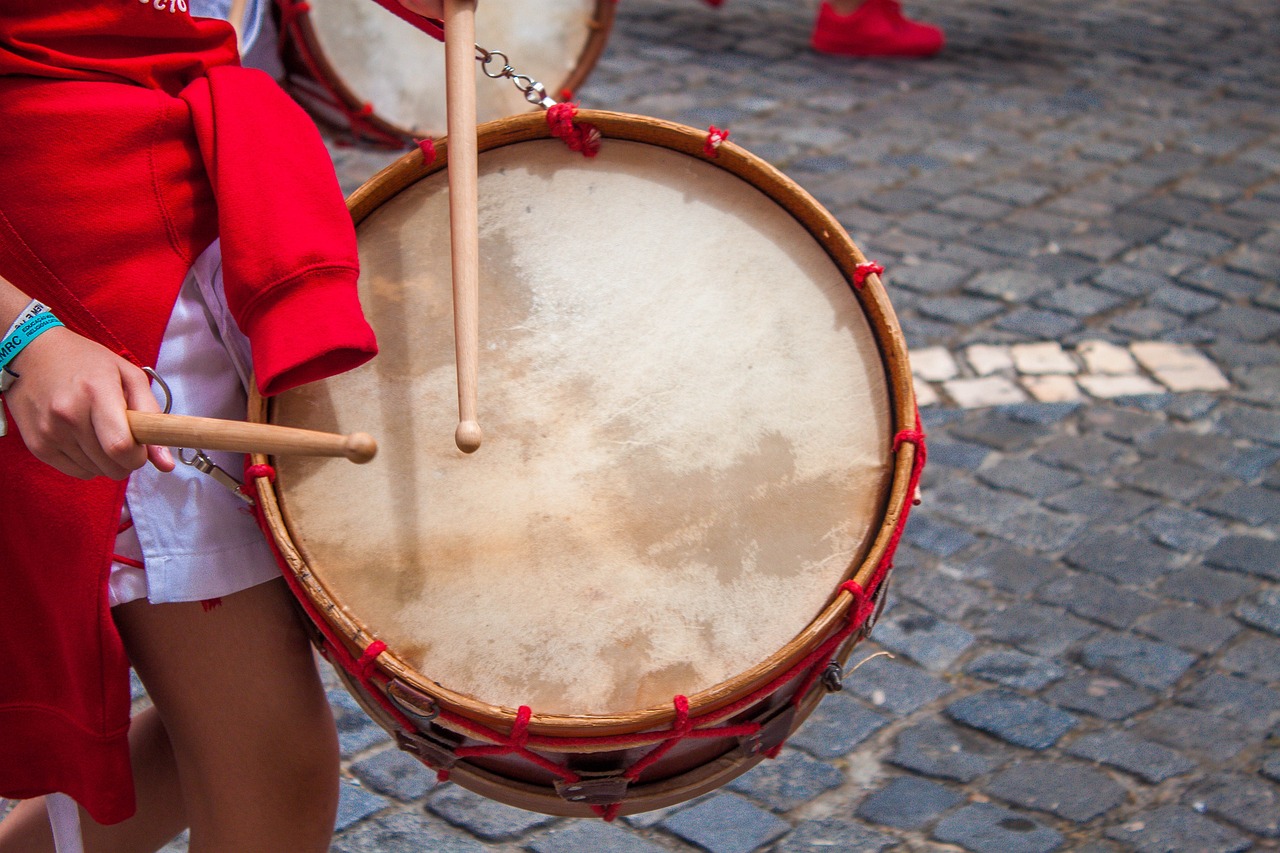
[143,367,173,415]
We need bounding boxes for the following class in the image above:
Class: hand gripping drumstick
[444,0,483,453]
[128,411,378,464]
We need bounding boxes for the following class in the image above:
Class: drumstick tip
[455,420,483,454]
[345,432,379,464]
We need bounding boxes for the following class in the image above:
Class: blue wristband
[0,311,64,374]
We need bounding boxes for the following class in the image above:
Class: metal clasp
[474,46,558,109]
[179,448,252,504]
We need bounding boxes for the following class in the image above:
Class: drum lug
[554,775,631,806]
[821,661,844,693]
[386,678,441,724]
[396,728,460,772]
[738,704,799,758]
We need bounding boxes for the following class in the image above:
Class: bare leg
[0,579,338,853]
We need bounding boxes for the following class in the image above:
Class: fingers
[120,365,176,473]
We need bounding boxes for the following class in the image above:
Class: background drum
[248,110,923,817]
[277,0,615,145]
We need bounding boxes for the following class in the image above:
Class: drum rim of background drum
[249,109,919,738]
[280,0,617,144]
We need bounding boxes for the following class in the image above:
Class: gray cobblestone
[1158,565,1260,608]
[427,785,557,842]
[334,779,391,833]
[1037,574,1163,631]
[844,652,955,716]
[1219,634,1280,682]
[1042,674,1157,721]
[350,747,438,802]
[1185,772,1280,838]
[1236,588,1280,636]
[1079,633,1198,691]
[786,692,890,759]
[945,690,1078,751]
[1064,730,1196,784]
[872,605,976,672]
[661,793,789,853]
[725,749,844,813]
[856,776,963,829]
[332,810,492,853]
[1104,805,1252,853]
[771,819,900,853]
[887,720,1013,783]
[933,803,1064,853]
[1136,607,1241,656]
[1178,672,1280,733]
[526,821,670,853]
[985,760,1127,823]
[964,650,1066,691]
[1136,707,1254,760]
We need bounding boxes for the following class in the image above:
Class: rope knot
[704,126,730,158]
[416,137,437,164]
[357,640,387,679]
[511,705,533,747]
[546,103,601,158]
[245,463,276,483]
[853,261,884,288]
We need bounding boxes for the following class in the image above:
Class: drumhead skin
[269,114,898,720]
[293,0,612,139]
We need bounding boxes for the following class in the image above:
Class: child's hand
[5,328,175,480]
[399,0,446,19]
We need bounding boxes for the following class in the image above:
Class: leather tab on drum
[737,704,799,758]
[396,728,460,771]
[555,775,631,806]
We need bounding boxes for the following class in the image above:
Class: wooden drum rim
[251,109,918,739]
[283,0,617,143]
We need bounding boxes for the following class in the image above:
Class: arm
[0,274,174,480]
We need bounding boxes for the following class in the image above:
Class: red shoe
[811,0,945,57]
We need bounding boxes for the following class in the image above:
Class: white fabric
[109,241,280,607]
[45,793,83,853]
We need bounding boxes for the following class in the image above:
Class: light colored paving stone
[914,376,940,407]
[965,344,1014,376]
[944,376,1027,408]
[1078,340,1138,375]
[1130,342,1231,392]
[1011,342,1078,375]
[1078,374,1165,398]
[1023,375,1083,403]
[911,346,960,381]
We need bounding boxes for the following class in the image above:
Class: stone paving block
[922,437,991,471]
[996,308,1081,339]
[1104,806,1252,853]
[1219,406,1280,446]
[1064,730,1196,784]
[985,760,1127,823]
[1186,772,1280,838]
[1093,266,1170,297]
[958,545,1055,595]
[1202,303,1280,342]
[977,458,1081,499]
[660,792,790,853]
[1033,284,1126,319]
[945,690,1078,751]
[856,776,964,830]
[886,720,1012,783]
[991,508,1084,552]
[909,346,959,381]
[1010,342,1077,375]
[932,803,1064,853]
[1044,484,1156,522]
[1116,458,1224,502]
[1037,573,1163,631]
[1130,341,1231,391]
[1138,506,1226,552]
[427,784,557,842]
[893,565,988,621]
[1219,634,1280,682]
[1181,265,1267,299]
[1203,535,1274,581]
[965,271,1057,302]
[953,411,1058,452]
[1136,707,1254,760]
[771,818,900,853]
[902,513,977,557]
[350,747,438,802]
[329,689,393,759]
[726,749,844,813]
[1035,434,1131,474]
[786,692,890,759]
[844,650,955,715]
[1236,587,1280,636]
[1135,607,1241,656]
[1150,284,1221,317]
[977,601,1098,657]
[890,260,970,294]
[332,810,491,853]
[964,650,1066,691]
[1201,484,1280,526]
[1078,373,1165,399]
[1022,375,1082,403]
[965,343,1014,375]
[526,820,669,853]
[1264,753,1280,784]
[1157,565,1259,608]
[1078,633,1198,691]
[944,376,1027,408]
[1042,674,1157,721]
[334,779,391,833]
[1178,672,1280,733]
[872,605,976,671]
[913,376,940,407]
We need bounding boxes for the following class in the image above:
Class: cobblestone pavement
[6,0,1274,851]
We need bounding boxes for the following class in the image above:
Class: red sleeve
[181,66,378,396]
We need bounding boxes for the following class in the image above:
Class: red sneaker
[811,0,945,57]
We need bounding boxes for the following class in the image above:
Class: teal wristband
[0,311,64,373]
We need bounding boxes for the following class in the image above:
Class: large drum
[277,0,615,144]
[248,110,923,817]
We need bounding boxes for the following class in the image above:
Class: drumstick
[444,0,483,453]
[128,411,377,464]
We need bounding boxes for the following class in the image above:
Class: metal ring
[143,367,173,414]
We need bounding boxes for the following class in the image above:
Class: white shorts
[108,241,281,607]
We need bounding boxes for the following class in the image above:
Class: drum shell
[249,110,921,817]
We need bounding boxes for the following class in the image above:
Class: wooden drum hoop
[276,0,615,145]
[247,109,923,818]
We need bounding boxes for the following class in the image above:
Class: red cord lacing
[853,261,885,288]
[704,126,730,158]
[546,103,601,157]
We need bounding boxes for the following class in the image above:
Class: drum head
[294,0,611,139]
[270,114,896,719]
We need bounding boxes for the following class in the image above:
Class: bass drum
[249,110,922,817]
[277,0,614,144]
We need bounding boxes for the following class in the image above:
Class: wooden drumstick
[444,0,483,453]
[128,411,378,464]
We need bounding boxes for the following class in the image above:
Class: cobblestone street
[8,0,1276,851]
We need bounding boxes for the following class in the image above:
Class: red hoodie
[0,0,377,822]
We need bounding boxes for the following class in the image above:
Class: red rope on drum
[853,261,884,288]
[416,137,438,164]
[275,0,408,148]
[704,126,730,158]
[546,103,601,157]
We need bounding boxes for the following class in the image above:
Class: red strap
[853,262,884,288]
